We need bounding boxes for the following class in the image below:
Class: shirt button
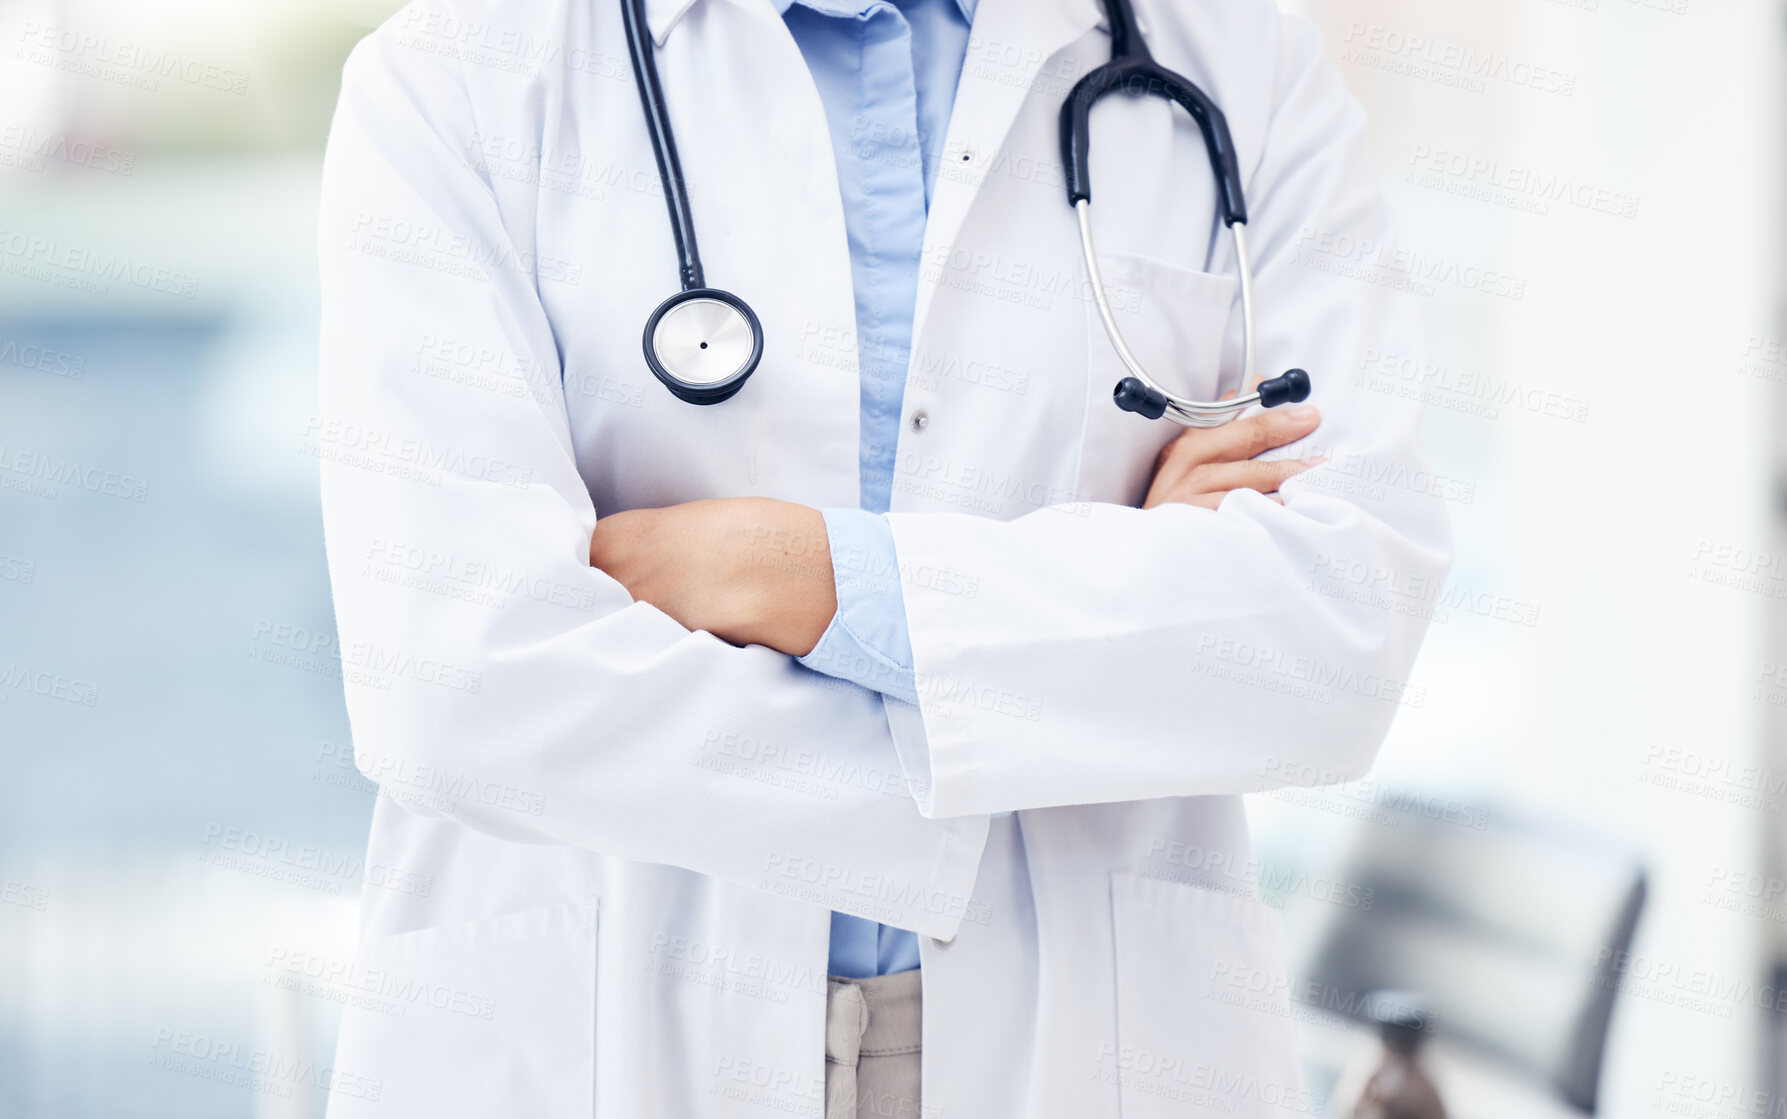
[909,410,929,433]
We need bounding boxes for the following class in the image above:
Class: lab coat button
[909,410,929,433]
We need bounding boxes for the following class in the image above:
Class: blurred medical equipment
[1330,992,1448,1119]
[1295,799,1646,1114]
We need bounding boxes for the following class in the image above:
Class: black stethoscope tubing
[622,0,1307,419]
[620,0,764,404]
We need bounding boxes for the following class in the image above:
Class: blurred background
[0,0,1782,1115]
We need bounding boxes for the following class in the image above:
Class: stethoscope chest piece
[642,288,764,405]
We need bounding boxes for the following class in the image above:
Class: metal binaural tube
[1077,199,1262,427]
[1231,221,1256,389]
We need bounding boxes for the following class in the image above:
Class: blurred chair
[1296,799,1646,1113]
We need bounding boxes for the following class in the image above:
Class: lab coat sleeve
[314,23,987,940]
[882,17,1454,818]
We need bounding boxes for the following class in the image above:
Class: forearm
[588,498,837,655]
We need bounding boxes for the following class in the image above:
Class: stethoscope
[619,0,1310,424]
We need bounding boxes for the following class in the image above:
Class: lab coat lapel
[913,0,1104,343]
[644,0,868,506]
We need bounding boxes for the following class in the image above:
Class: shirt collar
[643,0,979,43]
[649,0,1062,47]
[768,0,978,22]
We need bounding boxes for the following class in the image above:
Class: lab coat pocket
[1078,254,1240,507]
[1107,872,1308,1119]
[327,899,598,1119]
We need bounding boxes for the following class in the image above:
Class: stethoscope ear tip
[1258,368,1311,409]
[1113,377,1170,420]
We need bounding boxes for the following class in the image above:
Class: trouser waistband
[825,969,921,1062]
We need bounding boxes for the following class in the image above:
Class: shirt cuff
[797,507,918,705]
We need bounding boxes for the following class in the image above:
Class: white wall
[1255,0,1787,1112]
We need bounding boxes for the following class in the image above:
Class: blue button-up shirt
[776,0,974,977]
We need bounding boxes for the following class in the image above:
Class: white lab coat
[315,0,1449,1112]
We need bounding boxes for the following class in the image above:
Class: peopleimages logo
[0,125,136,176]
[148,1028,380,1103]
[0,442,149,502]
[1354,347,1591,424]
[1261,758,1491,830]
[1339,23,1577,97]
[347,211,583,286]
[1293,226,1526,302]
[1405,144,1639,219]
[1196,635,1426,709]
[265,946,497,1020]
[0,228,199,299]
[1142,837,1376,911]
[300,416,534,490]
[15,23,251,94]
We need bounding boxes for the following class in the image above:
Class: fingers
[1142,456,1324,510]
[1174,490,1287,511]
[1160,404,1321,472]
[1183,456,1327,496]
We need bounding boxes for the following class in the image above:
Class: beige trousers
[823,969,922,1119]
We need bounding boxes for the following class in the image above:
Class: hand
[588,497,837,655]
[1142,403,1325,510]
